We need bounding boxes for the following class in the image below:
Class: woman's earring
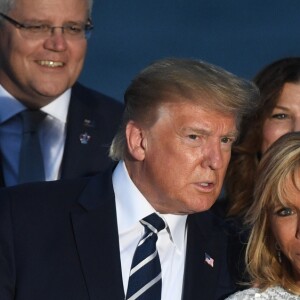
[275,243,282,263]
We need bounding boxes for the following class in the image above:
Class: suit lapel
[61,83,118,179]
[71,171,124,300]
[182,212,235,300]
[61,84,101,179]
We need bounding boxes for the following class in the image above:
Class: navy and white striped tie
[126,213,166,300]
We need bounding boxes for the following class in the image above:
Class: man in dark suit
[0,0,123,186]
[0,58,259,299]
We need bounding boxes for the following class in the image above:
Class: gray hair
[109,58,260,161]
[0,0,14,13]
[0,0,93,16]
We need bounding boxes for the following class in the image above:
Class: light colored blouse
[225,286,300,299]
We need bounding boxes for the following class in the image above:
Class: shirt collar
[113,161,187,252]
[41,89,71,123]
[0,85,26,123]
[162,213,187,253]
[0,85,71,124]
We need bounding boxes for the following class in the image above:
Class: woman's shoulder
[225,286,299,299]
[225,287,259,300]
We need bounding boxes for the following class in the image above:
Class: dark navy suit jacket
[0,82,124,186]
[0,169,238,300]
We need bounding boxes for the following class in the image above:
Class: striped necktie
[18,110,46,183]
[126,213,166,300]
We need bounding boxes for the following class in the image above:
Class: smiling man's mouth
[37,60,65,67]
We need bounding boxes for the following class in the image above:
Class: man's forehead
[156,101,237,130]
[159,90,232,111]
[159,99,234,118]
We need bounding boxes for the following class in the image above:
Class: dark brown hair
[226,57,300,218]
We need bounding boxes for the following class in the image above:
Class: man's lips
[194,181,215,192]
[199,182,211,187]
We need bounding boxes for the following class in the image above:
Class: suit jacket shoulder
[0,170,124,300]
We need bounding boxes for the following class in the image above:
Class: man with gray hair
[0,0,123,187]
[0,58,259,299]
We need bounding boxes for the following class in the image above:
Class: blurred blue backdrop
[79,1,300,102]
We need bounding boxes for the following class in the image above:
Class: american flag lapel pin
[204,253,214,268]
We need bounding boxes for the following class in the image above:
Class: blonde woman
[226,132,300,299]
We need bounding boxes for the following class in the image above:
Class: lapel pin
[204,253,214,268]
[79,132,91,145]
[83,119,95,128]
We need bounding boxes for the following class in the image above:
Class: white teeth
[200,183,209,187]
[38,61,64,67]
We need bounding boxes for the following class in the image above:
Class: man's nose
[43,28,68,51]
[201,142,224,170]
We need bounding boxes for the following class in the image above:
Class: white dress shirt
[112,161,187,300]
[0,85,70,186]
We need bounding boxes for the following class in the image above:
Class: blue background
[79,1,300,102]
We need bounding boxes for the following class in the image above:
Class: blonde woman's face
[261,83,300,154]
[270,168,300,283]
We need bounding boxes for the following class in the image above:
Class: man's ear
[126,121,146,161]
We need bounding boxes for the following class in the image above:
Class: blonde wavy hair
[245,132,300,295]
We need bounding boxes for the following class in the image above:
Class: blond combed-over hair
[109,58,259,161]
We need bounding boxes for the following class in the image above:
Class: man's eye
[27,24,49,32]
[65,25,83,34]
[275,207,294,217]
[188,134,198,140]
[272,113,288,120]
[221,137,233,144]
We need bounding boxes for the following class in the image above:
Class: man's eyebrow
[182,127,238,137]
[181,127,211,135]
[224,130,239,138]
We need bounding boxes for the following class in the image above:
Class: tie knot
[141,213,166,234]
[20,110,46,133]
